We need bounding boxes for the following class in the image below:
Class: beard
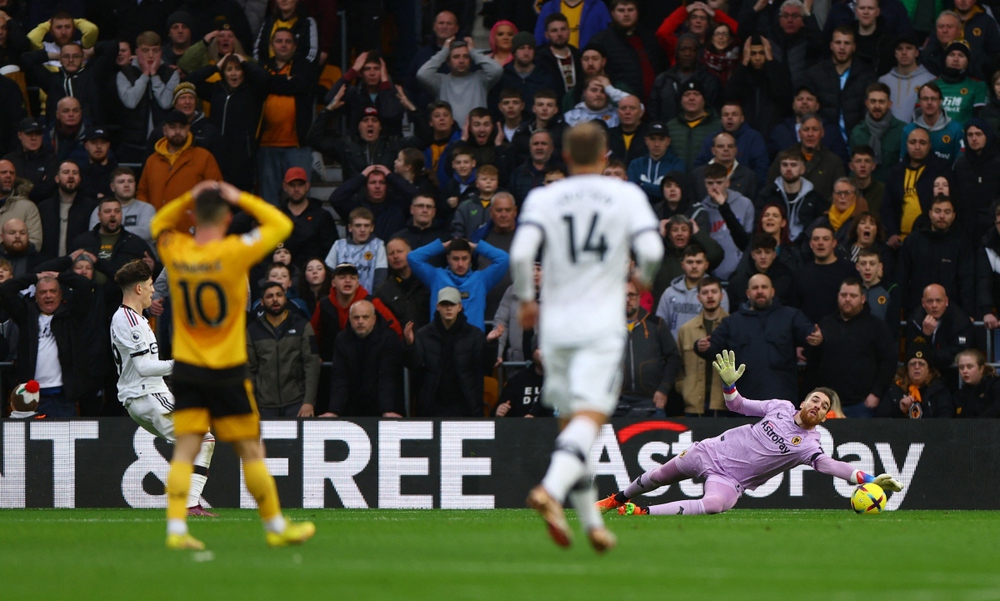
[265,302,286,316]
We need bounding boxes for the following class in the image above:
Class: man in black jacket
[280,167,337,267]
[606,94,648,164]
[22,39,118,125]
[905,283,972,387]
[620,280,681,417]
[3,118,57,202]
[0,270,91,417]
[375,237,433,329]
[588,0,664,103]
[896,195,974,316]
[404,286,487,417]
[329,166,417,242]
[38,161,98,262]
[808,278,896,417]
[329,300,405,417]
[881,127,952,244]
[325,51,406,136]
[69,198,158,277]
[696,273,818,401]
[803,26,876,144]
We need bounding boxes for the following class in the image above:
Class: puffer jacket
[247,311,320,408]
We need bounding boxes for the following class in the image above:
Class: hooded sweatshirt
[655,274,730,340]
[953,117,1000,239]
[902,112,964,164]
[880,64,936,123]
[691,189,755,280]
[563,100,620,128]
[627,150,686,202]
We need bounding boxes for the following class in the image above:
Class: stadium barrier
[1,417,997,510]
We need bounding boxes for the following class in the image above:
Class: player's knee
[702,495,728,515]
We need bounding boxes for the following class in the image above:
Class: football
[851,483,887,514]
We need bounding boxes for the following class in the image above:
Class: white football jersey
[111,305,172,406]
[516,174,661,344]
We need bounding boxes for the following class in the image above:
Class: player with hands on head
[153,179,314,550]
[597,350,902,516]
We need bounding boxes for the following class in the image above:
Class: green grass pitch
[2,509,999,601]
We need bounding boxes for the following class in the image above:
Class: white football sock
[167,519,187,536]
[187,436,215,507]
[567,477,604,532]
[541,417,600,502]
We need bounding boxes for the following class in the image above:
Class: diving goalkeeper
[597,350,904,516]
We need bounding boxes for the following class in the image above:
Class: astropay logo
[587,422,923,511]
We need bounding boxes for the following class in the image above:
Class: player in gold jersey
[152,180,315,550]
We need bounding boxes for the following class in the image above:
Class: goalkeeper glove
[712,350,745,388]
[850,470,903,492]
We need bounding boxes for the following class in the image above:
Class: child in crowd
[452,164,500,237]
[324,208,388,293]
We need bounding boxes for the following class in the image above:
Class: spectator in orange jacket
[136,110,222,211]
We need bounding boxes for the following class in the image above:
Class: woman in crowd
[188,53,268,192]
[953,349,1000,418]
[394,147,438,197]
[846,211,894,275]
[702,23,739,85]
[878,343,954,418]
[299,258,332,316]
[488,20,517,66]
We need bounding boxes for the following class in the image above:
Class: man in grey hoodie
[879,33,936,123]
[655,244,730,341]
[417,38,503,125]
[690,163,754,280]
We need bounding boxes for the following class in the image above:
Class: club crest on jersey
[974,27,982,36]
[942,135,951,144]
[791,436,802,445]
[131,331,142,342]
[364,251,373,260]
[878,295,887,305]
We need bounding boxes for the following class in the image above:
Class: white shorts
[125,392,176,443]
[540,334,626,417]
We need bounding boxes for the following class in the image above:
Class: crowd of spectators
[1,0,1000,421]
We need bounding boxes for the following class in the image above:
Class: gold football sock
[243,459,282,522]
[167,461,194,522]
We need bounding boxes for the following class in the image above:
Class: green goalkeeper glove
[874,474,903,492]
[712,350,745,388]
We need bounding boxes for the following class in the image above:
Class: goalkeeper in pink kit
[597,351,904,516]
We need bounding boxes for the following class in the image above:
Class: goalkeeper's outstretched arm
[813,456,903,491]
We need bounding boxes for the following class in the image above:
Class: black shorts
[172,363,259,441]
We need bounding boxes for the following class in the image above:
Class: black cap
[166,10,193,30]
[894,31,920,50]
[944,39,971,61]
[645,121,669,137]
[84,127,110,142]
[679,79,705,97]
[18,118,43,134]
[163,110,189,125]
[332,263,359,276]
[905,339,932,363]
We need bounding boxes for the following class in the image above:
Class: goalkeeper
[597,350,903,516]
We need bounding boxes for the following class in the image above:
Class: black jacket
[881,154,953,237]
[952,118,1000,241]
[696,299,814,401]
[649,66,722,123]
[37,193,99,262]
[767,117,850,164]
[622,308,681,398]
[329,173,416,241]
[607,122,649,165]
[588,25,664,102]
[329,320,405,417]
[792,259,859,323]
[810,304,897,407]
[976,227,1000,320]
[905,305,974,375]
[0,272,91,401]
[724,61,791,138]
[280,198,338,266]
[803,57,876,138]
[374,271,432,330]
[2,147,57,201]
[727,258,796,308]
[308,108,423,181]
[254,6,319,64]
[535,44,583,103]
[953,375,1000,418]
[22,40,117,125]
[117,62,178,147]
[878,378,953,418]
[0,75,27,157]
[756,181,829,243]
[325,76,406,137]
[407,311,487,417]
[895,227,975,317]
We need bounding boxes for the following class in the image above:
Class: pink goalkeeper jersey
[689,396,824,492]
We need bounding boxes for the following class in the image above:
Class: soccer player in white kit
[111,260,217,516]
[597,351,904,515]
[509,122,665,552]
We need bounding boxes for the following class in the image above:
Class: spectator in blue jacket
[407,237,509,331]
[533,0,611,49]
[694,101,770,184]
[627,121,684,202]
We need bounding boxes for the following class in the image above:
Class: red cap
[283,167,308,183]
[362,106,379,118]
[25,380,40,393]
